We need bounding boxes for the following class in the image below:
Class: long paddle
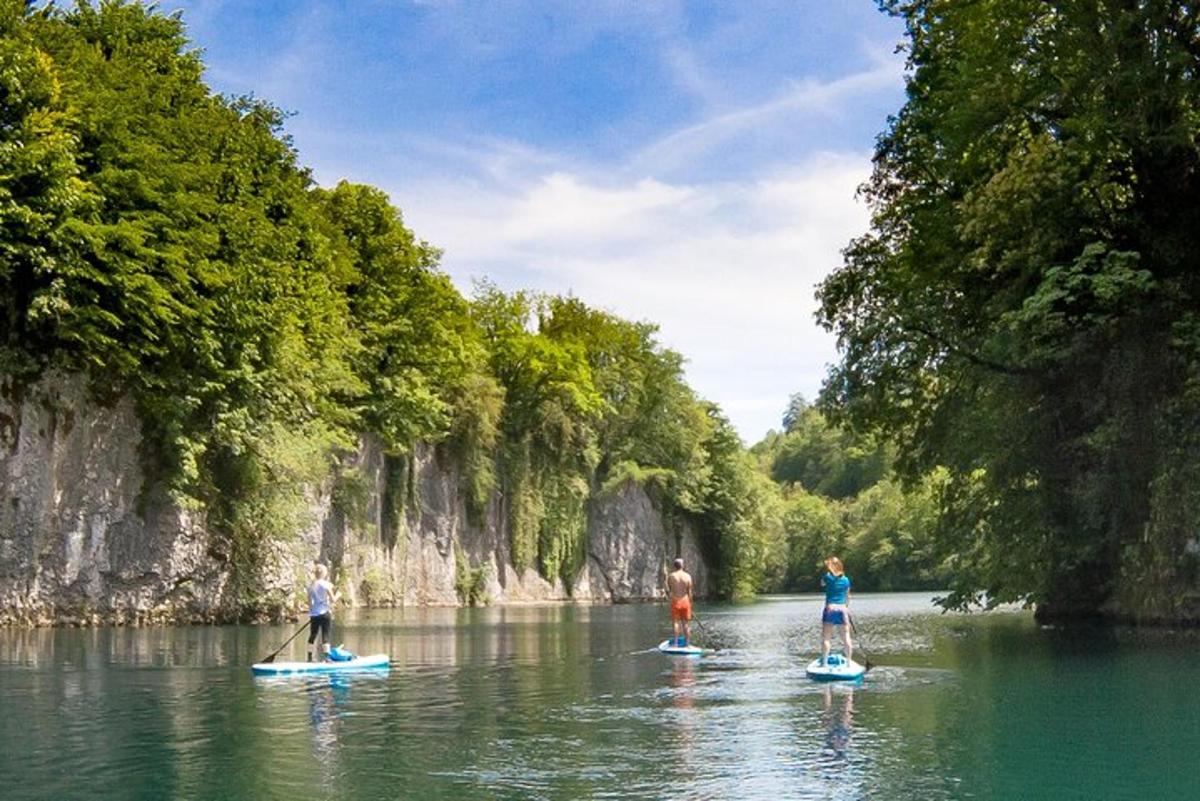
[260,619,311,664]
[847,614,874,673]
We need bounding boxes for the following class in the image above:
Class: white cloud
[397,151,871,442]
[501,174,697,245]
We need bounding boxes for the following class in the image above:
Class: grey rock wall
[0,373,709,625]
[319,438,709,608]
[0,374,224,625]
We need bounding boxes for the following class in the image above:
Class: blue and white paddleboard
[805,654,865,682]
[251,653,390,676]
[658,639,704,657]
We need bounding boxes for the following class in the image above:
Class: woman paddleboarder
[819,556,852,666]
[307,563,340,662]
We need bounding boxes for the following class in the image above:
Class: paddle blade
[261,654,276,664]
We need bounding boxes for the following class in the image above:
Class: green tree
[778,489,844,591]
[764,397,891,499]
[315,182,479,450]
[694,406,782,598]
[0,0,89,374]
[471,284,603,580]
[818,0,1200,620]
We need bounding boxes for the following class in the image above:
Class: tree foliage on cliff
[468,285,771,596]
[818,0,1200,619]
[0,0,772,602]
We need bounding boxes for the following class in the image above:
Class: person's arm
[687,576,694,603]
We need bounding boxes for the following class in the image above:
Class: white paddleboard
[251,653,390,676]
[658,639,704,656]
[805,654,866,681]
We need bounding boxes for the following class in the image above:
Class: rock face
[0,373,709,625]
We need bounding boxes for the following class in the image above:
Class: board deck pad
[805,654,865,682]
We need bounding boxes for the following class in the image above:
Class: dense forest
[818,0,1200,621]
[0,0,775,603]
[750,395,949,594]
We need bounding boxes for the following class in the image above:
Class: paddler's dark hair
[673,558,684,569]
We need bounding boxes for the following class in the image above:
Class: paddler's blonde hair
[824,556,844,576]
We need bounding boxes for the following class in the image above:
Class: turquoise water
[2,593,1198,800]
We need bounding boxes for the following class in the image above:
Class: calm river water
[1,593,1198,800]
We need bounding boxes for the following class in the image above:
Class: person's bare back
[667,568,692,600]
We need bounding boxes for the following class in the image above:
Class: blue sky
[164,0,908,442]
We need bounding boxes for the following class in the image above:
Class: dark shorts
[308,613,332,643]
[822,607,846,625]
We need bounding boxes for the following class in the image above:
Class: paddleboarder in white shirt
[307,563,340,662]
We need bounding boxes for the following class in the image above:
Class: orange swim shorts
[670,597,692,622]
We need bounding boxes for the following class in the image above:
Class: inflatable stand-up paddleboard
[805,653,865,682]
[658,638,704,657]
[251,651,390,676]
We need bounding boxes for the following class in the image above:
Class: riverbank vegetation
[818,0,1200,621]
[0,0,770,603]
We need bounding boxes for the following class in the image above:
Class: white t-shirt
[308,579,335,617]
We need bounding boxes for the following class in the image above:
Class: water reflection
[821,684,854,759]
[8,596,1200,800]
[307,677,347,771]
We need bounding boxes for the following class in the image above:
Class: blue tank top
[823,573,850,605]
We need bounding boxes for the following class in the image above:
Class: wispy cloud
[632,51,903,175]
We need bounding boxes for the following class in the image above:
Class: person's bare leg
[821,622,833,664]
[673,618,681,645]
[842,623,853,663]
[684,619,691,646]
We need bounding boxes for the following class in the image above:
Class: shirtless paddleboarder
[667,558,694,646]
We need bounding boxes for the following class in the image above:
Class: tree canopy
[818,0,1200,620]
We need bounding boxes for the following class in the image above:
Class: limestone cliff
[0,373,709,625]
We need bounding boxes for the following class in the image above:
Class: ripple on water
[9,596,1199,800]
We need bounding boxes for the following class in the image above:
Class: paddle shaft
[847,614,874,672]
[261,619,311,664]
